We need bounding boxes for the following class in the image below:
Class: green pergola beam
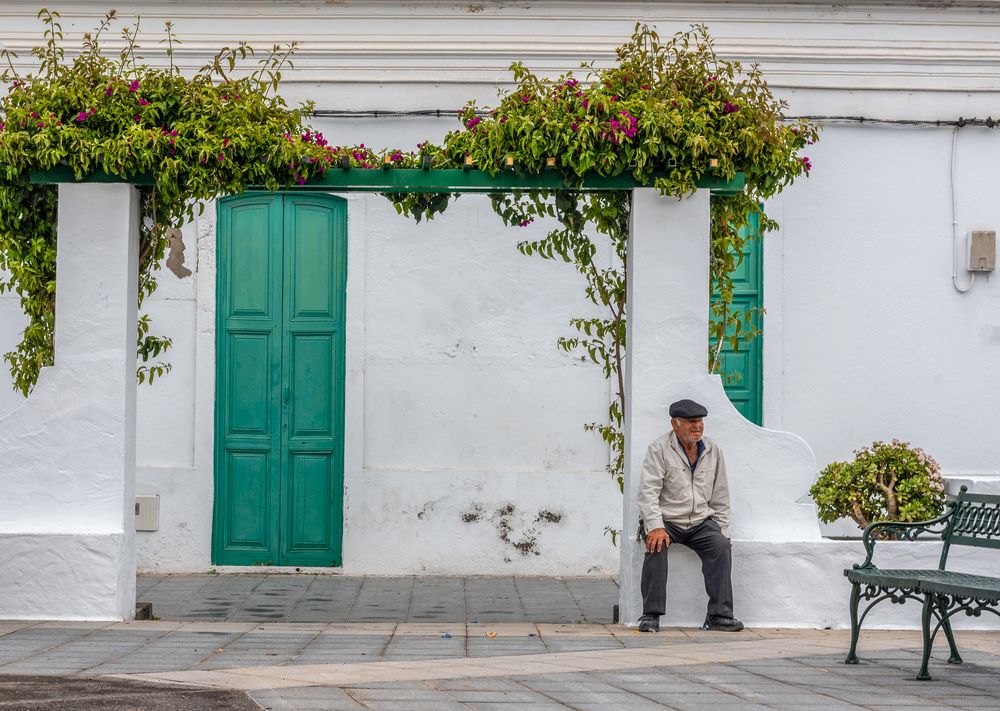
[30,166,745,194]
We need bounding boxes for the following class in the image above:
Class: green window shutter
[710,212,763,425]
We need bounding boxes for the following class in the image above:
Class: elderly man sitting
[636,398,744,633]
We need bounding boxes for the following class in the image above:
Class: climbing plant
[390,25,817,516]
[810,440,946,529]
[1,15,815,523]
[0,9,383,394]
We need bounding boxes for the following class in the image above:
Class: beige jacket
[637,431,731,538]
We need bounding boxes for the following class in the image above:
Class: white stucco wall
[765,125,1000,474]
[132,179,620,574]
[0,185,139,620]
[1,1,999,595]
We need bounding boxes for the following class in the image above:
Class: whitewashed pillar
[620,188,822,626]
[0,184,138,620]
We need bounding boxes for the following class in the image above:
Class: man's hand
[645,527,670,553]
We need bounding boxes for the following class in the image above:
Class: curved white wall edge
[620,189,822,626]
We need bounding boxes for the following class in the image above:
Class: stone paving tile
[346,686,459,701]
[462,704,567,711]
[542,638,624,653]
[250,685,368,710]
[526,689,667,706]
[432,677,535,692]
[440,689,556,704]
[360,703,470,711]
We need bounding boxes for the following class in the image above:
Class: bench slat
[948,534,1000,549]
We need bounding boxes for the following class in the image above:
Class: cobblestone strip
[112,630,911,691]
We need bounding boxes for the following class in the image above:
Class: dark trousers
[640,517,734,619]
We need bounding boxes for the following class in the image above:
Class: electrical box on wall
[969,230,996,272]
[135,495,159,531]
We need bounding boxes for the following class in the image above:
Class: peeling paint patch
[535,509,563,524]
[457,503,568,559]
[165,228,192,278]
[460,504,484,523]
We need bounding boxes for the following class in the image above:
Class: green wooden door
[214,193,346,566]
[710,213,763,425]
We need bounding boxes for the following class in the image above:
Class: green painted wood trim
[30,165,745,194]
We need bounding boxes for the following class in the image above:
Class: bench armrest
[855,508,954,569]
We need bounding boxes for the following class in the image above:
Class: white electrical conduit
[951,127,976,293]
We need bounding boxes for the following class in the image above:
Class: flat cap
[669,399,708,419]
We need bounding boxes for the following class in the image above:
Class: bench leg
[917,595,934,681]
[845,582,861,664]
[935,596,963,665]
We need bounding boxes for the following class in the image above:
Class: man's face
[671,417,704,447]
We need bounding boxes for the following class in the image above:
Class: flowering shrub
[396,24,816,501]
[1,14,815,520]
[0,10,382,392]
[810,440,947,529]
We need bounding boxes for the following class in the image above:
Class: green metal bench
[844,485,1000,680]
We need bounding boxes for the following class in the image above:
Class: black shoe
[638,614,659,632]
[703,615,744,632]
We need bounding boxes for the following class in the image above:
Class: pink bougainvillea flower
[390,150,403,162]
[128,80,140,93]
[617,110,638,138]
[465,116,481,130]
[570,122,579,132]
[105,84,114,97]
[138,98,151,106]
[800,156,812,171]
[133,114,141,122]
[499,116,507,124]
[723,101,739,114]
[75,110,92,123]
[564,78,579,88]
[582,99,589,110]
[521,95,531,103]
[0,122,6,132]
[30,111,39,118]
[301,131,312,143]
[217,154,225,163]
[222,138,230,148]
[518,218,533,227]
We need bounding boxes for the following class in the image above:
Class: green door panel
[214,193,346,567]
[224,451,271,547]
[280,196,345,565]
[710,212,763,426]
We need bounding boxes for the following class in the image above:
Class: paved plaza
[1,575,998,710]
